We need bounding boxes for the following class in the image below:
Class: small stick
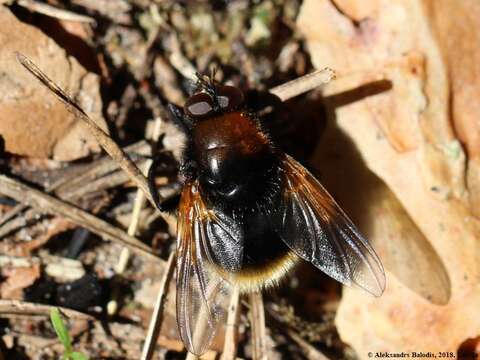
[54,140,150,195]
[284,328,331,360]
[265,305,331,360]
[108,118,163,315]
[0,203,24,228]
[133,119,179,360]
[16,53,159,211]
[269,67,336,102]
[140,251,177,360]
[0,171,132,240]
[167,33,197,81]
[249,292,268,360]
[270,55,416,102]
[0,141,150,238]
[126,117,163,246]
[17,0,96,23]
[61,170,131,200]
[0,175,157,261]
[0,299,93,321]
[221,287,241,360]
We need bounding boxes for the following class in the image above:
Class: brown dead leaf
[0,7,107,161]
[298,0,480,357]
[0,264,40,299]
[426,0,480,218]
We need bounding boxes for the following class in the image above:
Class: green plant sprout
[50,308,89,360]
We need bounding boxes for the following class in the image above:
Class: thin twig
[125,118,163,256]
[0,171,132,240]
[141,251,177,360]
[284,328,331,360]
[54,140,150,195]
[0,203,24,228]
[0,141,150,238]
[0,300,93,321]
[0,175,158,261]
[108,118,163,316]
[249,292,268,360]
[167,33,197,80]
[17,0,96,23]
[0,135,149,239]
[269,67,336,102]
[221,287,241,360]
[60,170,131,200]
[127,188,147,237]
[16,53,159,211]
[0,167,146,239]
[265,305,331,360]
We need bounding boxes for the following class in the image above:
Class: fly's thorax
[191,111,270,156]
[190,111,279,210]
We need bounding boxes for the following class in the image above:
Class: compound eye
[217,85,244,112]
[184,93,215,118]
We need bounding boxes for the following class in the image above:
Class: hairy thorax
[191,112,278,210]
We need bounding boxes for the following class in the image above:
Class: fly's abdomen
[231,210,299,292]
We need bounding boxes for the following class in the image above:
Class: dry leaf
[0,7,107,161]
[0,264,41,299]
[298,0,480,357]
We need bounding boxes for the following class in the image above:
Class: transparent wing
[274,155,386,296]
[176,183,233,355]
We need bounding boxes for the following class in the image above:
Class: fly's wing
[204,209,244,272]
[274,155,386,296]
[176,183,234,355]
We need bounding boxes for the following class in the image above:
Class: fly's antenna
[209,66,218,84]
[193,70,219,112]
